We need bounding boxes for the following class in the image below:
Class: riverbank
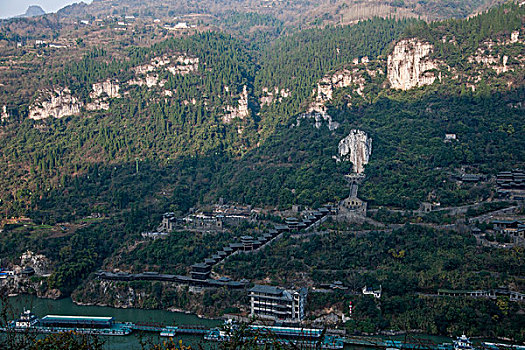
[71,279,245,319]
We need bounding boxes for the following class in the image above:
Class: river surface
[4,295,221,350]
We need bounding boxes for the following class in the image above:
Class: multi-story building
[249,285,307,322]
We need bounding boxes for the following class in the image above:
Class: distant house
[492,220,525,240]
[49,43,67,49]
[497,170,525,189]
[461,174,483,182]
[362,285,382,299]
[141,231,168,239]
[445,133,457,141]
[419,202,440,213]
[20,267,35,277]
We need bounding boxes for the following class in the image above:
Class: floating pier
[4,311,524,350]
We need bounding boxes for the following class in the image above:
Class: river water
[4,295,222,349]
[2,295,461,350]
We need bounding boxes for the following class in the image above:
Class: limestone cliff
[0,250,60,299]
[298,63,381,130]
[29,88,82,120]
[387,39,440,90]
[90,80,121,99]
[260,87,290,106]
[467,32,524,75]
[167,56,200,75]
[130,55,197,91]
[129,75,166,88]
[335,129,372,174]
[223,85,249,123]
[297,107,340,131]
[1,105,8,121]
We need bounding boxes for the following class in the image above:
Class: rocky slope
[335,130,372,174]
[387,38,441,90]
[28,88,82,120]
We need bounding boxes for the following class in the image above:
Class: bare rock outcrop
[167,56,199,75]
[1,105,8,121]
[387,39,440,90]
[260,87,290,106]
[130,55,197,91]
[297,106,340,131]
[29,88,82,120]
[316,68,364,101]
[297,63,383,130]
[129,75,166,88]
[20,250,51,275]
[86,100,110,111]
[90,80,121,99]
[469,53,511,74]
[223,85,249,123]
[335,129,372,174]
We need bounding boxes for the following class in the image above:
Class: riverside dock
[4,311,523,350]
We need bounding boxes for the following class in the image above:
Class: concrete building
[492,220,525,241]
[340,196,367,216]
[249,285,307,322]
[160,212,176,232]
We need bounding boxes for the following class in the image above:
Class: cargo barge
[204,323,345,349]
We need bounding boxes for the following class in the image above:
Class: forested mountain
[0,0,523,341]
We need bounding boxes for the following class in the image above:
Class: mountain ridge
[18,5,46,18]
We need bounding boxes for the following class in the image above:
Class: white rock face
[90,80,120,99]
[129,75,166,88]
[20,250,50,275]
[297,106,340,131]
[315,67,377,103]
[298,66,382,131]
[336,129,372,174]
[166,55,199,75]
[29,88,82,120]
[260,87,290,106]
[387,39,439,90]
[86,100,110,111]
[510,30,520,43]
[223,85,249,123]
[469,52,511,74]
[1,105,8,121]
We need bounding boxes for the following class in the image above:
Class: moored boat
[454,334,475,350]
[6,310,132,336]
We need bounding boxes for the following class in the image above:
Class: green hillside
[0,1,523,341]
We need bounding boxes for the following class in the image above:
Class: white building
[249,285,307,322]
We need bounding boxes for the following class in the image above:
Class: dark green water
[2,295,461,350]
[4,295,221,349]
